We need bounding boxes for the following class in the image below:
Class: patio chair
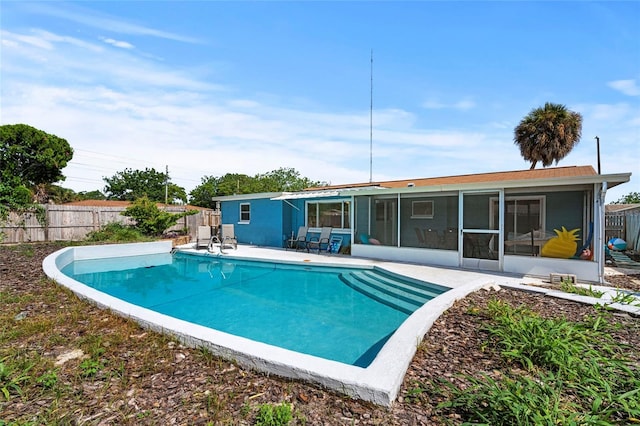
[443,229,458,250]
[424,228,440,248]
[307,227,332,253]
[414,227,426,247]
[196,226,212,249]
[294,226,309,251]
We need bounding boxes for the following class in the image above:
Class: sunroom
[350,167,630,283]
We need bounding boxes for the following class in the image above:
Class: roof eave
[339,172,631,196]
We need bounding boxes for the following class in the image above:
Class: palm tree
[514,102,583,169]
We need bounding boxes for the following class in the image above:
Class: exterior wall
[504,255,600,283]
[219,184,606,282]
[352,244,459,268]
[545,191,584,237]
[221,196,353,250]
[221,198,285,247]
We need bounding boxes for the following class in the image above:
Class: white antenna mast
[369,49,373,183]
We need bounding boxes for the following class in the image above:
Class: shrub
[121,196,196,237]
[86,222,147,242]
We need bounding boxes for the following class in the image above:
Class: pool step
[339,270,448,315]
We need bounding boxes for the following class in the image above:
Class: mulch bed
[1,243,638,425]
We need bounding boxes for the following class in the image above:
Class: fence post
[44,204,50,242]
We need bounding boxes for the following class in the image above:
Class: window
[491,195,545,239]
[411,200,434,218]
[306,200,350,230]
[239,203,250,223]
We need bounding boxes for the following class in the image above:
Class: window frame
[411,200,434,219]
[490,195,546,236]
[305,200,351,231]
[239,202,251,223]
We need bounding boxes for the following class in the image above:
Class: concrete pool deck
[43,241,639,406]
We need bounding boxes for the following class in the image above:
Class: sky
[1,1,639,203]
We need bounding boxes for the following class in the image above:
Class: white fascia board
[270,191,341,200]
[346,172,631,197]
[212,192,284,202]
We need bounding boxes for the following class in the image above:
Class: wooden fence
[0,204,219,244]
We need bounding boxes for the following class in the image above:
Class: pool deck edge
[48,241,620,406]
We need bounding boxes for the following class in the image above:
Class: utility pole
[165,165,169,205]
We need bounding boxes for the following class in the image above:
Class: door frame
[459,190,504,271]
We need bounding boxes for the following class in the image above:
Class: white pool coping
[44,241,572,406]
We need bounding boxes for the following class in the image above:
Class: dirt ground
[1,243,639,425]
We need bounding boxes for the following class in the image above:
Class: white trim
[271,191,340,200]
[239,202,251,223]
[411,200,434,219]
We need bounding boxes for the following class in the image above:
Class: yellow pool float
[541,227,580,258]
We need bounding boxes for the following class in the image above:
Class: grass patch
[421,299,640,425]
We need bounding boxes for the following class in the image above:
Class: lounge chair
[294,226,309,251]
[307,227,332,253]
[196,226,212,249]
[209,224,238,251]
[220,224,238,250]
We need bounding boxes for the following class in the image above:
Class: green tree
[613,191,640,204]
[1,124,73,186]
[121,196,197,236]
[255,167,323,192]
[514,103,582,169]
[0,124,73,220]
[104,168,187,204]
[77,190,107,201]
[188,175,220,208]
[216,173,259,196]
[188,168,325,206]
[45,184,78,204]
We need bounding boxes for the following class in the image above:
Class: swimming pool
[60,251,448,367]
[43,241,489,405]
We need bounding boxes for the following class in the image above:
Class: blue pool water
[61,252,449,367]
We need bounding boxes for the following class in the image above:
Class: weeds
[0,358,32,401]
[79,358,104,378]
[427,299,640,425]
[561,278,640,307]
[560,278,604,298]
[254,402,293,426]
[35,370,58,389]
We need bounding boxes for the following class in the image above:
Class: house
[212,165,631,283]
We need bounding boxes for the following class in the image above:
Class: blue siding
[221,198,285,247]
[221,196,352,249]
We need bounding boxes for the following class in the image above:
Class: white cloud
[421,98,475,111]
[608,79,640,96]
[100,37,134,49]
[28,3,201,44]
[1,20,637,202]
